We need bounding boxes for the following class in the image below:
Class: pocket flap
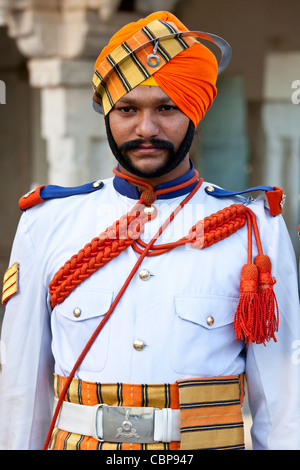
[54,288,113,322]
[175,294,238,329]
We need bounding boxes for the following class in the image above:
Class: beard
[117,138,176,178]
[105,115,195,179]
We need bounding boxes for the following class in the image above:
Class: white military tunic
[0,169,300,450]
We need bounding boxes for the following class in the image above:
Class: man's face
[108,85,191,178]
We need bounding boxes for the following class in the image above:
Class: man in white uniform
[0,11,299,451]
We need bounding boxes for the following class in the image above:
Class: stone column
[198,76,250,191]
[28,57,115,185]
[2,0,180,186]
[262,52,300,255]
[2,0,140,185]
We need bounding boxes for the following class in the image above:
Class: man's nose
[135,110,160,139]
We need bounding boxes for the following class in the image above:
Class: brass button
[144,206,155,216]
[133,339,145,351]
[73,307,81,318]
[206,185,215,193]
[139,269,151,281]
[93,180,102,188]
[206,315,214,326]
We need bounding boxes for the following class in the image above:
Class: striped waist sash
[178,375,245,450]
[50,374,245,450]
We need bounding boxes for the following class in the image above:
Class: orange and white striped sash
[178,375,245,450]
[50,374,245,451]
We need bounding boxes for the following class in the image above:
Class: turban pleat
[153,44,217,127]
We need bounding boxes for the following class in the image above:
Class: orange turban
[93,11,219,127]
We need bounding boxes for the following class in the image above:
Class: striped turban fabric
[92,11,219,127]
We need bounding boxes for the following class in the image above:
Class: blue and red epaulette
[205,184,285,216]
[19,180,103,211]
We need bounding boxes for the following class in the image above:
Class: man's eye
[160,105,178,112]
[119,106,135,113]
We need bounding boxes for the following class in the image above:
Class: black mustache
[119,139,175,154]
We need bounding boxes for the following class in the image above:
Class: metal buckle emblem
[116,409,140,440]
[98,405,156,443]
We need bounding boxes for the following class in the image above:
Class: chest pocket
[52,288,113,374]
[171,294,239,376]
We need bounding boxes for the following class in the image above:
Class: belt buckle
[93,405,156,444]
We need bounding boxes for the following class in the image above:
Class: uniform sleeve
[245,212,300,449]
[0,212,54,450]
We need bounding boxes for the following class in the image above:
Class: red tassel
[235,208,279,346]
[254,254,279,344]
[234,263,260,347]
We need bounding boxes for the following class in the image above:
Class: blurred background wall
[0,0,299,318]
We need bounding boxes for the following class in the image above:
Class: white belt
[55,398,181,444]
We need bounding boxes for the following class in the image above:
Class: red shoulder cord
[233,209,279,347]
[48,167,200,309]
[43,168,278,449]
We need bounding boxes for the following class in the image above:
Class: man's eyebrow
[117,95,174,105]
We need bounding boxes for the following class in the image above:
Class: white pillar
[2,0,139,185]
[2,0,181,186]
[28,58,115,185]
[262,52,300,253]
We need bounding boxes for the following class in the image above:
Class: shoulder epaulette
[204,184,285,216]
[19,180,103,211]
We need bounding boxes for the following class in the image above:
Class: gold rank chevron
[2,262,19,305]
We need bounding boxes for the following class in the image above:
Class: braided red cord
[49,202,248,307]
[49,200,155,309]
[49,169,202,309]
[233,208,279,346]
[133,203,248,255]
